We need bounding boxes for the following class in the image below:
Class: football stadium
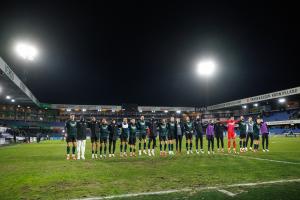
[1,2,300,200]
[1,57,300,199]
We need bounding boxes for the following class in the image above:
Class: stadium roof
[207,86,300,111]
[0,57,39,107]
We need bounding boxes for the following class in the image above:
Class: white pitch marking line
[217,189,236,197]
[72,179,300,200]
[223,153,300,165]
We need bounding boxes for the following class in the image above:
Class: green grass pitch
[0,136,300,200]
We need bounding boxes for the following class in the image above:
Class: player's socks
[104,145,107,155]
[239,141,242,148]
[120,144,123,153]
[67,146,70,155]
[233,141,236,149]
[164,143,167,151]
[171,143,173,151]
[190,143,192,151]
[168,143,171,151]
[144,142,146,150]
[186,142,188,151]
[139,143,141,150]
[228,141,231,148]
[160,144,162,151]
[130,147,132,152]
[124,144,127,152]
[72,146,76,154]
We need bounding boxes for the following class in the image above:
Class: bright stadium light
[242,105,247,109]
[253,103,258,107]
[139,110,143,113]
[11,99,15,102]
[66,108,71,112]
[15,42,38,61]
[6,95,11,100]
[176,110,181,114]
[82,108,87,112]
[164,110,168,113]
[278,98,286,103]
[196,59,216,76]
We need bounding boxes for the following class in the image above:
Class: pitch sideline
[72,178,300,200]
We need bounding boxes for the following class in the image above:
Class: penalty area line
[72,178,300,200]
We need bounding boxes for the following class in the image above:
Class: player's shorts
[185,133,193,140]
[239,132,246,139]
[254,135,260,140]
[91,135,99,143]
[227,131,236,139]
[100,137,108,143]
[167,132,175,140]
[129,137,136,145]
[120,134,128,142]
[138,133,147,140]
[206,135,214,140]
[66,135,76,143]
[148,135,156,141]
[159,135,167,141]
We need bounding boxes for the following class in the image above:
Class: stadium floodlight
[11,99,15,102]
[6,95,11,100]
[139,110,143,113]
[164,110,168,113]
[17,105,21,108]
[278,98,286,103]
[82,108,87,112]
[176,110,181,114]
[15,42,38,61]
[152,110,156,113]
[253,103,258,107]
[196,59,216,76]
[66,108,71,112]
[112,109,116,113]
[27,106,30,109]
[242,105,247,109]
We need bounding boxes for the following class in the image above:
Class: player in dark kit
[253,118,261,152]
[184,116,194,155]
[214,119,225,152]
[175,118,184,153]
[137,116,148,156]
[88,117,100,159]
[148,117,158,156]
[120,118,129,157]
[76,116,87,160]
[194,115,204,154]
[167,116,176,155]
[108,119,119,157]
[238,116,247,152]
[129,118,138,157]
[99,118,110,159]
[65,114,77,160]
[158,118,168,156]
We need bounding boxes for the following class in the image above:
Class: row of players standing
[65,114,269,160]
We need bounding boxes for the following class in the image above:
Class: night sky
[0,1,299,107]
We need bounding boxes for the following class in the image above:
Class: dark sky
[0,1,299,107]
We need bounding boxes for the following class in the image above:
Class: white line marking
[72,179,300,200]
[223,153,300,165]
[217,189,236,197]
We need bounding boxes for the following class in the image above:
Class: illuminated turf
[0,136,300,200]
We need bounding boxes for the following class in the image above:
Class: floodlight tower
[15,42,38,82]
